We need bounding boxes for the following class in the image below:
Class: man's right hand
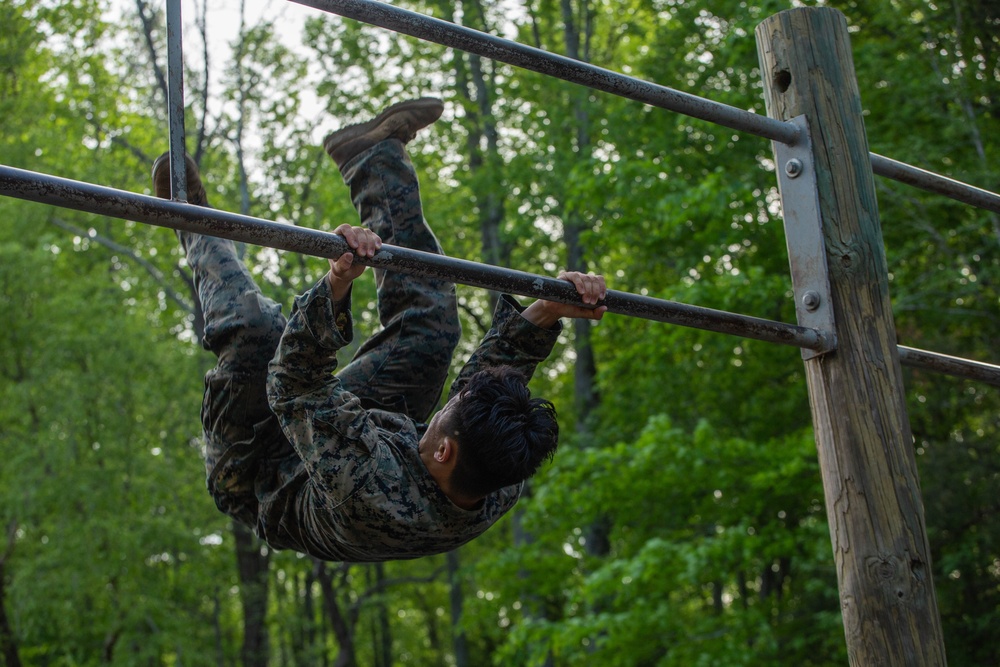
[327,224,382,301]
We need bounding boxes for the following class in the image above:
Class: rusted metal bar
[2,164,998,384]
[288,0,803,146]
[898,346,1000,387]
[870,153,1000,214]
[0,163,829,351]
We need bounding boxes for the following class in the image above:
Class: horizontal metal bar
[0,164,828,351]
[4,166,997,384]
[293,0,1000,215]
[870,153,1000,214]
[289,0,802,146]
[296,0,1000,218]
[898,346,1000,387]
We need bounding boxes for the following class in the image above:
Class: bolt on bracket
[774,115,837,360]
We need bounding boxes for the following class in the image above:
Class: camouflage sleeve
[267,277,381,462]
[448,294,562,399]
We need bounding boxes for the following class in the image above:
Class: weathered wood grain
[756,8,947,666]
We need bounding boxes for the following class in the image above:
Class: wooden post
[756,8,947,666]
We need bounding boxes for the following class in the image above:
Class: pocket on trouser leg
[200,367,274,527]
[205,436,259,528]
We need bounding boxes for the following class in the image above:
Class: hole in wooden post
[774,69,791,93]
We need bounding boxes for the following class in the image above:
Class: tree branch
[49,216,193,313]
[457,299,488,336]
[109,134,154,165]
[351,564,447,613]
[193,0,210,163]
[0,520,21,667]
[134,0,169,105]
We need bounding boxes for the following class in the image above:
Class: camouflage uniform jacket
[266,277,561,562]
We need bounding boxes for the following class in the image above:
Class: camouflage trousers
[184,139,461,528]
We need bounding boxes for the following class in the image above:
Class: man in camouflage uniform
[153,98,606,562]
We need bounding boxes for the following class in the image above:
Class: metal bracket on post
[775,115,837,359]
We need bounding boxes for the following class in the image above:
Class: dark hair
[443,366,559,499]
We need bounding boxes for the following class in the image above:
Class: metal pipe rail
[4,163,998,386]
[898,347,1000,388]
[870,153,1000,214]
[0,164,827,351]
[292,0,1000,215]
[289,0,802,146]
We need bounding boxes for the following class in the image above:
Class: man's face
[421,394,461,453]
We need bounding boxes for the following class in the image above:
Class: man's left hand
[521,271,608,329]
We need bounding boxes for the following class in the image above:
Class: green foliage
[1,0,997,664]
[0,239,222,662]
[479,416,843,666]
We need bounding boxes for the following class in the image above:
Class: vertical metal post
[757,8,947,666]
[166,0,187,201]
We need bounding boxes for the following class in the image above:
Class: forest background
[0,0,997,665]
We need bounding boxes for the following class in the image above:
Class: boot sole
[323,98,444,164]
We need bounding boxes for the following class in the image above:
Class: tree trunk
[0,567,22,667]
[212,591,225,667]
[302,568,320,665]
[233,523,270,667]
[370,563,392,667]
[0,522,21,667]
[559,0,601,426]
[452,0,509,317]
[560,0,607,557]
[315,561,356,667]
[446,551,470,667]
